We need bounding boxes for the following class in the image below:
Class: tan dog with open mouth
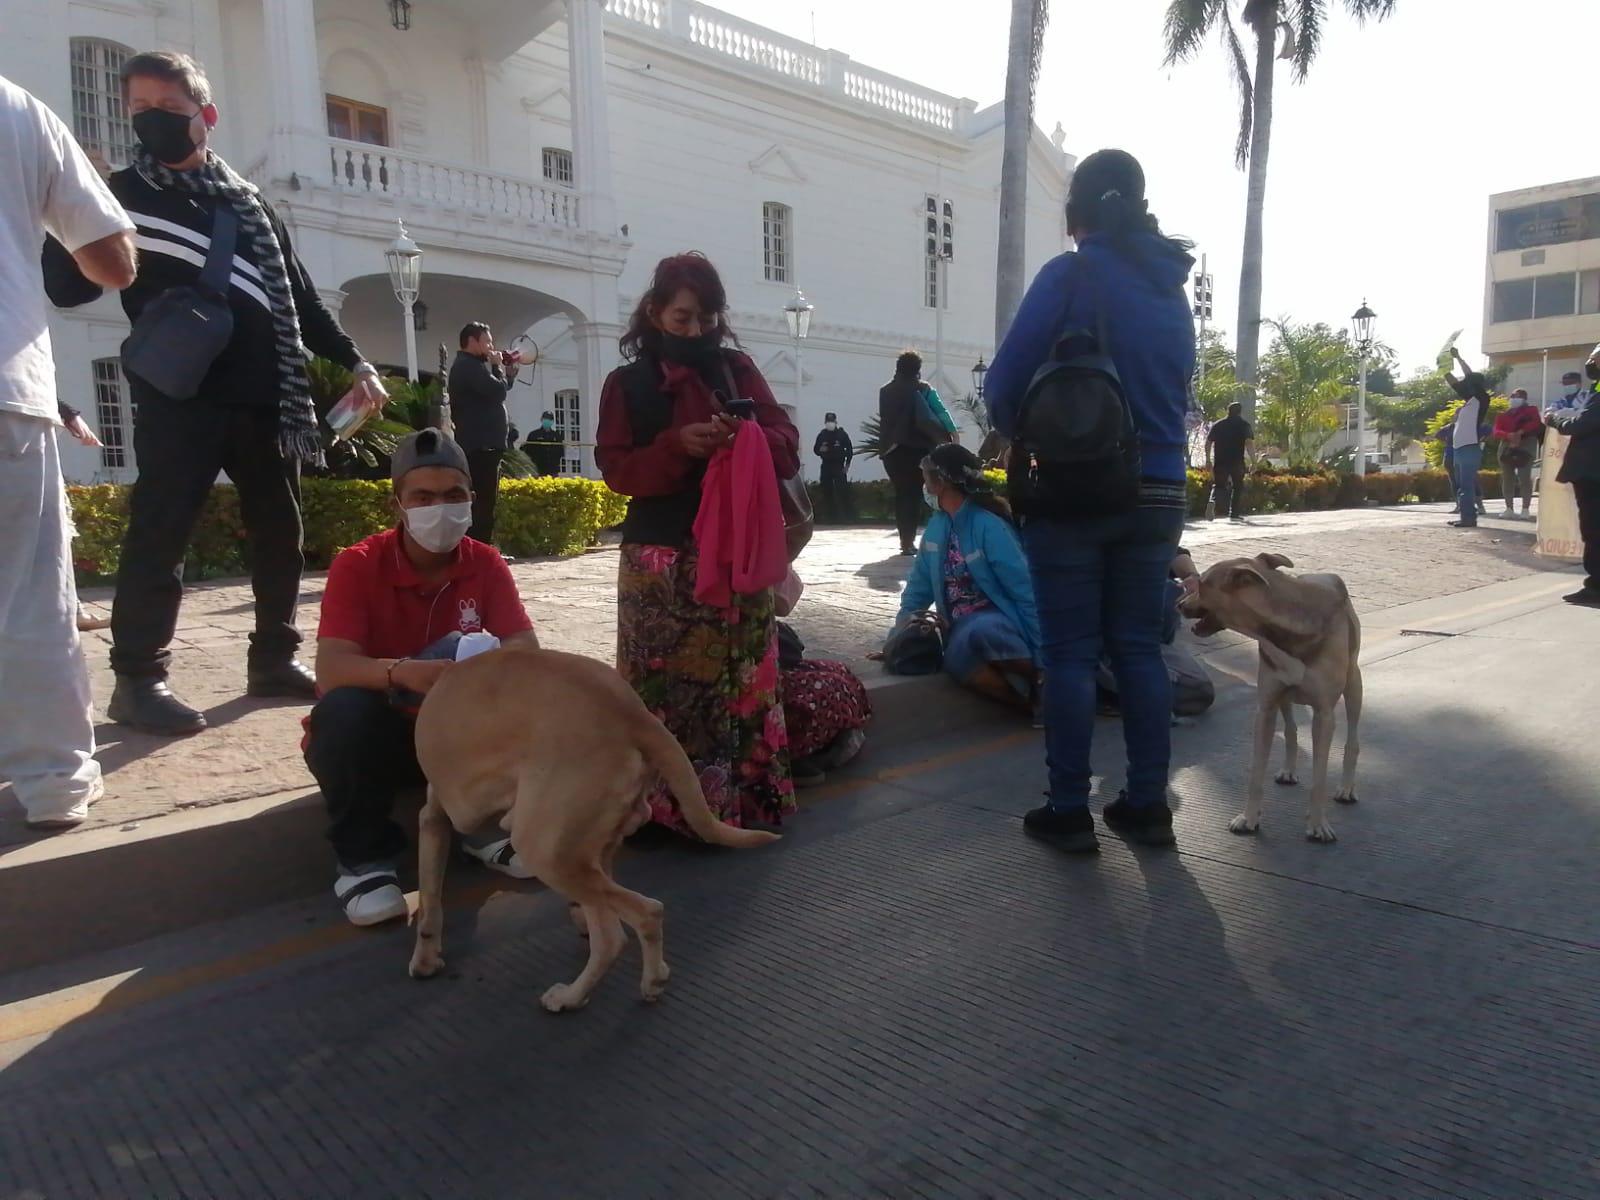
[407,644,778,1011]
[1178,552,1362,842]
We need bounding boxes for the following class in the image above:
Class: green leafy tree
[1162,0,1398,413]
[1254,318,1355,467]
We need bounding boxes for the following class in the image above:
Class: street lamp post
[783,288,813,410]
[385,219,423,383]
[971,355,988,405]
[1351,300,1377,478]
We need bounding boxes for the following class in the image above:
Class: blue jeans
[1454,444,1482,526]
[1023,506,1185,810]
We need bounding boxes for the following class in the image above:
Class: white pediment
[748,145,806,184]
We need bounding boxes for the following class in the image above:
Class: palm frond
[1289,0,1325,80]
[1221,13,1254,168]
[1343,0,1395,21]
[1027,0,1050,102]
[1162,0,1226,65]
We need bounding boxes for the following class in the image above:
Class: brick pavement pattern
[0,507,1552,846]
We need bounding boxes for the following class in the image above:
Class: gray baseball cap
[391,428,470,488]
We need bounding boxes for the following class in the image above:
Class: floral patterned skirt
[617,543,794,837]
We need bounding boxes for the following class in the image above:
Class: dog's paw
[1275,770,1299,787]
[541,983,590,1013]
[641,962,672,1003]
[408,950,445,980]
[1228,813,1260,835]
[1334,789,1358,806]
[1305,820,1338,843]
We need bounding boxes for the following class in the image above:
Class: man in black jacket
[1545,344,1600,608]
[878,351,943,555]
[521,410,564,476]
[447,321,519,542]
[43,51,384,737]
[813,411,854,523]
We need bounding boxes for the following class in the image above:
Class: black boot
[1023,803,1100,853]
[108,676,207,737]
[1102,792,1177,847]
[246,658,318,699]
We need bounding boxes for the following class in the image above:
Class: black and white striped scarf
[136,148,322,464]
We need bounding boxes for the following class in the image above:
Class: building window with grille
[762,202,791,283]
[542,147,573,185]
[325,95,389,146]
[554,388,582,476]
[92,358,135,471]
[69,39,135,170]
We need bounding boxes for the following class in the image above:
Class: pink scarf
[692,419,787,606]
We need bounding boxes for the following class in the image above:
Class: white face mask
[1566,386,1581,399]
[825,422,838,431]
[403,501,472,553]
[1511,396,1527,408]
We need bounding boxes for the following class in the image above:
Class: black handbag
[881,613,945,676]
[121,204,238,400]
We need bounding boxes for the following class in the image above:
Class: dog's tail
[635,717,780,849]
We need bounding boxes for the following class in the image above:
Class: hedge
[807,467,1494,524]
[68,476,628,586]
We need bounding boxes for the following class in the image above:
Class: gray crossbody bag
[121,204,238,400]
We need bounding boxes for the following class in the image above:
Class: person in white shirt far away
[0,73,136,829]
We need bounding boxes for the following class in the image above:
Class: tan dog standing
[407,645,778,1011]
[1180,553,1362,842]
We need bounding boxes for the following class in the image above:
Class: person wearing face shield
[41,51,388,738]
[303,429,539,925]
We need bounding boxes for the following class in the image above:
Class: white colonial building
[6,0,1074,483]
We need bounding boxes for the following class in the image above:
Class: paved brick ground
[0,516,1593,1198]
[0,505,1561,847]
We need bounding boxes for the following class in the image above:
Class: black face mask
[659,330,721,366]
[132,108,200,165]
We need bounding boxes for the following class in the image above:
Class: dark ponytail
[1065,148,1192,260]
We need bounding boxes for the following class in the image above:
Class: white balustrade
[604,0,960,132]
[326,138,579,227]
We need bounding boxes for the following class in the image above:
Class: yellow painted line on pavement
[0,727,1029,1047]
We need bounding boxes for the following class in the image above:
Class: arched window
[69,39,135,169]
[763,201,792,283]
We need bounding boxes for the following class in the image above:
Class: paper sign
[1535,428,1583,562]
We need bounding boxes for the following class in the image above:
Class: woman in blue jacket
[986,148,1197,853]
[889,444,1041,715]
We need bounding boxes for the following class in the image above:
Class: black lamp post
[1350,301,1377,477]
[388,0,412,31]
[971,355,988,401]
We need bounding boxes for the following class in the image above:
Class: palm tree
[1162,0,1396,416]
[995,0,1050,344]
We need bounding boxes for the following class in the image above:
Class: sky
[709,0,1594,379]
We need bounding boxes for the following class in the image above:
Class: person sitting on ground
[879,443,1041,716]
[303,428,540,927]
[522,410,565,476]
[1096,547,1214,720]
[1493,389,1541,518]
[774,568,870,789]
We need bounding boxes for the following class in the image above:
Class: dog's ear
[1221,562,1271,591]
[1254,552,1294,571]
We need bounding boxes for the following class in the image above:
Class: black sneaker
[1023,804,1100,853]
[1102,792,1177,847]
[1563,589,1600,609]
[107,676,206,737]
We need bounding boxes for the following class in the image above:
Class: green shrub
[1184,466,1468,515]
[68,476,628,586]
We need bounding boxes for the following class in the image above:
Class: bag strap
[198,204,238,297]
[1047,250,1111,361]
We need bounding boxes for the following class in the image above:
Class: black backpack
[1007,274,1141,519]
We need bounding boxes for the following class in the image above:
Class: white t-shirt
[1452,396,1482,450]
[0,74,133,421]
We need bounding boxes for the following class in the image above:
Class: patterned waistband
[1139,477,1189,510]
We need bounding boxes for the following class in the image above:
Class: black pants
[883,445,927,552]
[305,687,425,866]
[1212,461,1246,518]
[111,395,303,677]
[1575,478,1600,594]
[819,462,854,524]
[466,448,501,545]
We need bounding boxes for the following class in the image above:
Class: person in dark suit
[447,321,519,543]
[1545,344,1600,607]
[812,411,854,523]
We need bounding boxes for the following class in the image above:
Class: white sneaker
[334,864,408,926]
[461,836,536,879]
[23,773,103,831]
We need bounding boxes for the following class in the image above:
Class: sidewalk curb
[0,671,1016,976]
